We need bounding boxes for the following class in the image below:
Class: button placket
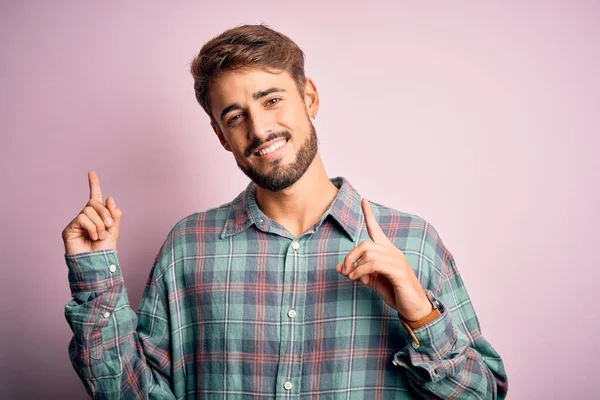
[278,238,301,394]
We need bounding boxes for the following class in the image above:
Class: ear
[211,122,232,152]
[303,77,320,118]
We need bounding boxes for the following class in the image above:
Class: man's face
[209,68,319,192]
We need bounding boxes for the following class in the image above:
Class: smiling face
[209,68,320,192]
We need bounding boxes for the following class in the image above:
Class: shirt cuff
[408,303,454,357]
[65,249,123,295]
[393,300,457,383]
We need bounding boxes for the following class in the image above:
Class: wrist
[398,291,434,321]
[397,290,443,348]
[405,301,434,322]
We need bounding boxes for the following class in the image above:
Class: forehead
[209,68,297,112]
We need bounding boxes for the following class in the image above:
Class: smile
[254,138,288,158]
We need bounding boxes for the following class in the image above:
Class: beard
[236,118,318,192]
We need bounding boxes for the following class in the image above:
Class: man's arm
[393,253,508,400]
[338,200,508,398]
[64,248,175,399]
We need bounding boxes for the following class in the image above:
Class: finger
[342,240,376,275]
[105,197,123,242]
[346,252,397,280]
[88,198,113,228]
[82,206,107,240]
[106,197,122,231]
[361,198,389,244]
[88,170,104,203]
[76,213,99,241]
[335,262,343,274]
[338,259,370,284]
[342,244,368,275]
[338,259,358,277]
[343,255,363,276]
[349,260,385,281]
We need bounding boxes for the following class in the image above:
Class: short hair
[190,24,306,123]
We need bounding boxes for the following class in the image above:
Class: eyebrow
[219,87,287,122]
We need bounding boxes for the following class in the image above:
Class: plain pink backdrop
[1,1,599,398]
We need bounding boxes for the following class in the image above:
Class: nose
[247,109,274,142]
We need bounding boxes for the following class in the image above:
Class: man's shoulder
[147,190,246,280]
[175,203,232,230]
[177,204,237,236]
[167,189,245,242]
[366,199,451,265]
[366,198,431,233]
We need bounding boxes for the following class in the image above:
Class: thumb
[105,196,123,235]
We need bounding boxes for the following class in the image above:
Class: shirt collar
[220,176,363,242]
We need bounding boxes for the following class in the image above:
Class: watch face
[426,290,440,310]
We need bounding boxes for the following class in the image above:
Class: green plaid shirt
[65,176,507,399]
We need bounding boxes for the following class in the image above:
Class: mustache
[244,131,292,157]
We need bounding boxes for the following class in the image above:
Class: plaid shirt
[65,176,507,399]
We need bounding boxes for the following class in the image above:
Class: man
[63,24,507,399]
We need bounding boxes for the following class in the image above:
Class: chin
[238,124,318,192]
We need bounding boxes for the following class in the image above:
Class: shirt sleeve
[392,242,509,399]
[64,247,175,399]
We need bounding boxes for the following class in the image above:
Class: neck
[255,153,339,238]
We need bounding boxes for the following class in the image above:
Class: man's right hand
[62,171,123,255]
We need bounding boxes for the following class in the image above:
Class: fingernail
[105,217,113,227]
[99,231,106,240]
[349,272,355,279]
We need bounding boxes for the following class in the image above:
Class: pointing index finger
[361,198,389,244]
[88,170,103,202]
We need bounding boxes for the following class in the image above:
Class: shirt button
[291,241,300,250]
[283,381,293,390]
[103,311,111,319]
[258,218,264,223]
[109,264,117,273]
[287,309,296,318]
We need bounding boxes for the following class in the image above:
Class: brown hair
[190,24,306,123]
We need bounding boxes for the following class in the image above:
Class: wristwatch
[398,290,443,348]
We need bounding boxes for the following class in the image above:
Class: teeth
[257,139,286,156]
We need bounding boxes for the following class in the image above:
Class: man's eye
[228,114,242,125]
[267,98,281,105]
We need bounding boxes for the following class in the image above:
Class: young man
[62,24,508,399]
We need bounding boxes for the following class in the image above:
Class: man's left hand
[335,198,433,321]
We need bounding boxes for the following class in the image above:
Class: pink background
[1,2,599,398]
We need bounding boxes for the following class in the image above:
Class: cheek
[229,137,250,159]
[278,107,303,126]
[221,131,241,150]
